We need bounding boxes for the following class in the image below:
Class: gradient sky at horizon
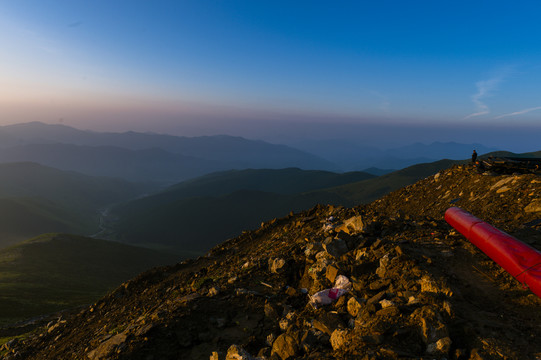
[1,1,540,150]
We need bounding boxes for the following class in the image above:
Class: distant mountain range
[288,138,498,171]
[0,122,506,183]
[0,122,335,183]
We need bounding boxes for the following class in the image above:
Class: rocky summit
[3,164,541,360]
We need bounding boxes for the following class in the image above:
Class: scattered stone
[419,275,453,296]
[257,347,271,358]
[335,215,364,234]
[418,313,449,344]
[330,329,350,350]
[225,344,253,360]
[347,297,364,317]
[408,296,420,305]
[208,286,220,297]
[304,242,324,258]
[271,334,299,360]
[525,200,541,213]
[269,258,286,273]
[367,290,386,305]
[325,265,339,283]
[376,306,400,317]
[8,165,541,360]
[264,303,281,319]
[313,312,344,336]
[379,299,394,308]
[323,238,349,258]
[279,312,296,332]
[266,333,277,347]
[490,177,514,191]
[285,287,298,297]
[87,333,128,360]
[433,336,452,354]
[134,323,155,336]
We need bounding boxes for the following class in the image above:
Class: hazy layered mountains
[291,138,498,171]
[0,144,221,184]
[109,160,471,254]
[110,168,376,252]
[0,122,335,183]
[0,122,503,183]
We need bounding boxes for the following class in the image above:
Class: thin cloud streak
[463,77,502,119]
[494,106,541,119]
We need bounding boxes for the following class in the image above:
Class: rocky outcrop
[3,165,541,360]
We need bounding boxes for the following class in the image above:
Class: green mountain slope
[0,233,180,325]
[0,162,152,247]
[0,162,149,206]
[0,197,82,244]
[111,151,540,253]
[111,163,461,252]
[113,168,374,217]
[312,159,459,206]
[167,168,375,195]
[114,189,348,252]
[306,149,541,206]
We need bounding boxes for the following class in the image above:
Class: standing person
[472,150,478,164]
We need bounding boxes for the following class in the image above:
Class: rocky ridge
[3,164,541,359]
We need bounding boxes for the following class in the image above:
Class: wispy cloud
[464,67,515,120]
[463,77,502,119]
[494,106,541,119]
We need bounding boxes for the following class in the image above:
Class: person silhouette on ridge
[472,150,477,164]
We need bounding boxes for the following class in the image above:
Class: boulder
[525,200,541,213]
[330,329,350,350]
[304,242,324,258]
[271,334,299,360]
[335,215,365,234]
[420,317,449,344]
[313,312,344,336]
[225,344,253,360]
[323,239,349,258]
[326,265,339,283]
[264,303,281,319]
[426,336,452,355]
[269,258,287,273]
[300,330,318,353]
[419,275,453,296]
[347,297,363,317]
[87,333,128,360]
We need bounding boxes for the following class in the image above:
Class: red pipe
[445,207,541,299]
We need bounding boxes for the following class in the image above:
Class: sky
[0,1,540,151]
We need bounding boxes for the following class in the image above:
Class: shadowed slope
[0,233,180,325]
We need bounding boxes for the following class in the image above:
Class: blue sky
[1,1,540,150]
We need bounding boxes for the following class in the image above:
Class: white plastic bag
[309,275,351,308]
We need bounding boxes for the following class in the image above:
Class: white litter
[310,275,352,308]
